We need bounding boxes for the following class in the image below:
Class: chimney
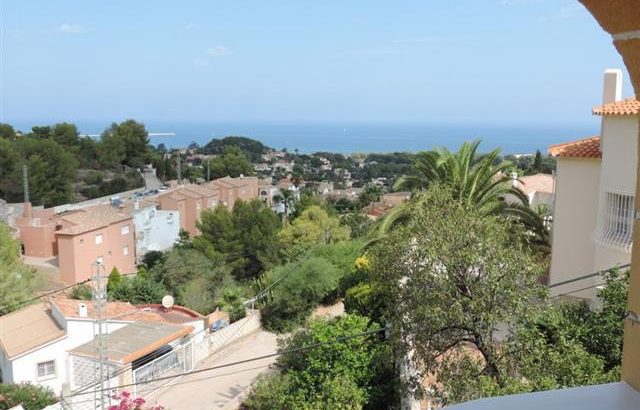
[510,171,518,188]
[78,303,88,318]
[602,69,622,104]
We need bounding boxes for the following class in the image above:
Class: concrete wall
[133,206,180,255]
[549,157,601,297]
[598,116,639,193]
[18,223,57,257]
[8,337,68,394]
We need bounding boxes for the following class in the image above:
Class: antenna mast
[92,260,110,408]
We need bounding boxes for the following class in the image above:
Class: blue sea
[11,120,598,155]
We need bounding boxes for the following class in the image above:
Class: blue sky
[0,0,633,127]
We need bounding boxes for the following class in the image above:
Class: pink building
[16,203,136,284]
[55,205,137,283]
[157,176,260,237]
[157,184,218,236]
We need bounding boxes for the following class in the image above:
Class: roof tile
[592,97,639,116]
[548,136,601,159]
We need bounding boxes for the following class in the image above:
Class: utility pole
[92,260,109,409]
[177,154,182,184]
[22,164,29,203]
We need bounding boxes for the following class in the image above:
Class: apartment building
[548,69,639,299]
[127,199,180,256]
[156,184,218,236]
[208,176,260,209]
[55,205,137,283]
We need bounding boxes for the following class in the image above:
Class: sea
[10,120,599,155]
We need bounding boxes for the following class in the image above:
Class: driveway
[150,330,278,410]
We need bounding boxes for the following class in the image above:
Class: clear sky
[0,0,634,127]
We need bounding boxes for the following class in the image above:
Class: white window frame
[36,360,56,380]
[595,189,635,252]
[123,245,129,256]
[95,233,103,245]
[121,225,130,235]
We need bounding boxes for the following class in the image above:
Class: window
[597,191,634,251]
[95,234,103,245]
[96,256,104,265]
[37,360,55,379]
[123,245,129,256]
[121,225,130,235]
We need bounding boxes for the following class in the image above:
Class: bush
[107,267,123,293]
[69,284,93,300]
[110,275,167,304]
[216,288,246,322]
[0,383,57,410]
[244,314,398,410]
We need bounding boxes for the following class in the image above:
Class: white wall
[10,337,68,394]
[598,116,639,194]
[549,158,601,297]
[133,206,180,255]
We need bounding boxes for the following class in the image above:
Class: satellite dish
[162,295,174,309]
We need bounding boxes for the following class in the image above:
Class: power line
[547,263,630,289]
[65,326,386,399]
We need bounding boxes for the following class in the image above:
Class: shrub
[110,275,167,304]
[69,284,93,300]
[0,383,57,410]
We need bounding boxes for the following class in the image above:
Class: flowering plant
[108,391,165,410]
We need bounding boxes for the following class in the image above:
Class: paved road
[150,330,278,410]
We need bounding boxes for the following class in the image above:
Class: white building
[548,69,639,299]
[0,297,204,397]
[128,199,180,257]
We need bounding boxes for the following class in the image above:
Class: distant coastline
[7,120,598,155]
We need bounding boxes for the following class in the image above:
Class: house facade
[0,297,203,399]
[128,199,180,257]
[548,69,639,300]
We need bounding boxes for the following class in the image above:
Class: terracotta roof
[55,205,131,235]
[217,176,258,187]
[0,303,66,359]
[516,173,554,195]
[183,184,218,197]
[69,321,193,364]
[51,297,201,324]
[548,136,601,159]
[592,97,639,116]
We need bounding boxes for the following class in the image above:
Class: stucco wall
[549,157,601,297]
[133,207,180,255]
[599,116,639,193]
[57,219,136,284]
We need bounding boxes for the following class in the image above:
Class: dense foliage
[201,136,269,162]
[0,223,37,315]
[369,185,626,406]
[260,241,363,332]
[196,199,282,279]
[244,314,398,410]
[0,383,57,410]
[205,146,255,179]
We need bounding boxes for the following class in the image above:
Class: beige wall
[57,219,136,284]
[18,224,57,257]
[549,157,601,297]
[599,116,639,193]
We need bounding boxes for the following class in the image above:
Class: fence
[132,338,195,398]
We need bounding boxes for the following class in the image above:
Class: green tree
[30,125,51,139]
[279,205,350,259]
[0,123,16,140]
[110,274,168,305]
[245,314,397,409]
[107,267,123,293]
[0,223,38,315]
[0,138,22,201]
[273,188,297,224]
[15,137,78,206]
[216,287,246,322]
[207,146,254,179]
[381,141,549,251]
[51,122,80,147]
[370,186,546,402]
[179,277,216,314]
[197,200,282,279]
[533,150,542,174]
[99,119,150,169]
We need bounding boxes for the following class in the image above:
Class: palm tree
[273,188,296,224]
[374,140,549,251]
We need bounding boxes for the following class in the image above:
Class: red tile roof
[548,136,601,159]
[592,97,639,116]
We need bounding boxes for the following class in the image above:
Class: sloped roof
[592,97,639,116]
[548,136,601,159]
[56,205,131,235]
[517,174,554,195]
[0,303,66,359]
